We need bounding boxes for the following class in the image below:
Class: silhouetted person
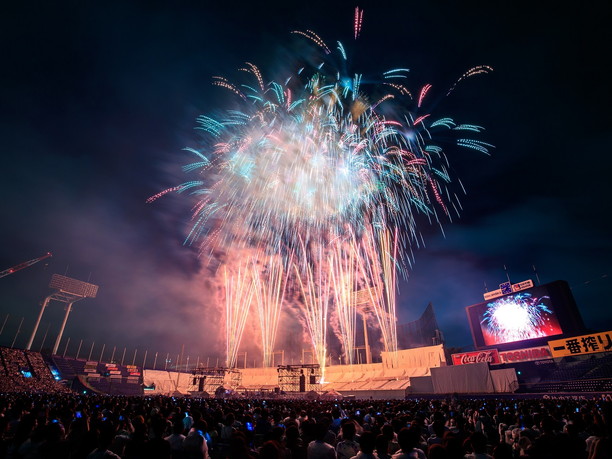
[375,434,391,459]
[88,423,121,459]
[351,431,377,459]
[259,439,282,459]
[427,444,449,459]
[464,432,491,459]
[143,416,172,459]
[491,442,512,459]
[336,421,359,459]
[307,422,336,459]
[392,427,425,459]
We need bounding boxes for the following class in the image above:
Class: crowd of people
[0,393,610,459]
[0,348,71,394]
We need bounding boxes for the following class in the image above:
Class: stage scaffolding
[277,364,320,392]
[189,367,242,394]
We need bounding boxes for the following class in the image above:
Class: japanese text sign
[548,331,612,358]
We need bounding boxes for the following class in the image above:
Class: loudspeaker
[198,378,205,392]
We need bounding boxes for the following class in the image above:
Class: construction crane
[0,252,53,279]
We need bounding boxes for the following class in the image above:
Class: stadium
[1,2,611,458]
[2,268,611,399]
[1,269,611,458]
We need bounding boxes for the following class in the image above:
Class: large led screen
[466,281,583,349]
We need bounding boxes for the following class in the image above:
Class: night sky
[1,1,610,363]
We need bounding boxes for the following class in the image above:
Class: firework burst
[153,10,492,372]
[252,254,287,367]
[223,262,255,368]
[161,35,492,261]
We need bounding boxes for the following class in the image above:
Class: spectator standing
[463,432,492,459]
[336,421,360,459]
[87,424,121,459]
[375,434,391,459]
[427,444,448,459]
[166,421,186,458]
[286,424,307,459]
[491,442,512,459]
[184,421,209,459]
[307,423,336,459]
[392,427,426,459]
[142,416,172,459]
[39,420,70,459]
[350,431,378,459]
[183,409,195,433]
[259,439,282,459]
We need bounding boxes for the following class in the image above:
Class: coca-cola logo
[452,349,499,365]
[461,351,495,364]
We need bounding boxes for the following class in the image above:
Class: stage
[141,344,516,399]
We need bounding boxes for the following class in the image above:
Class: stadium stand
[50,355,144,396]
[0,346,71,393]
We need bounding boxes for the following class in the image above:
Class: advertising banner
[497,346,552,364]
[548,331,612,358]
[451,349,500,365]
[483,279,534,301]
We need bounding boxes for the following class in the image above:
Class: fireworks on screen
[481,293,560,345]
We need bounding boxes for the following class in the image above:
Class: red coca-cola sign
[451,349,500,365]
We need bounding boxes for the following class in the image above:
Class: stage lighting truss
[189,366,242,393]
[277,364,321,392]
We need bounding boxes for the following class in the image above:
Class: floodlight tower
[26,274,99,354]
